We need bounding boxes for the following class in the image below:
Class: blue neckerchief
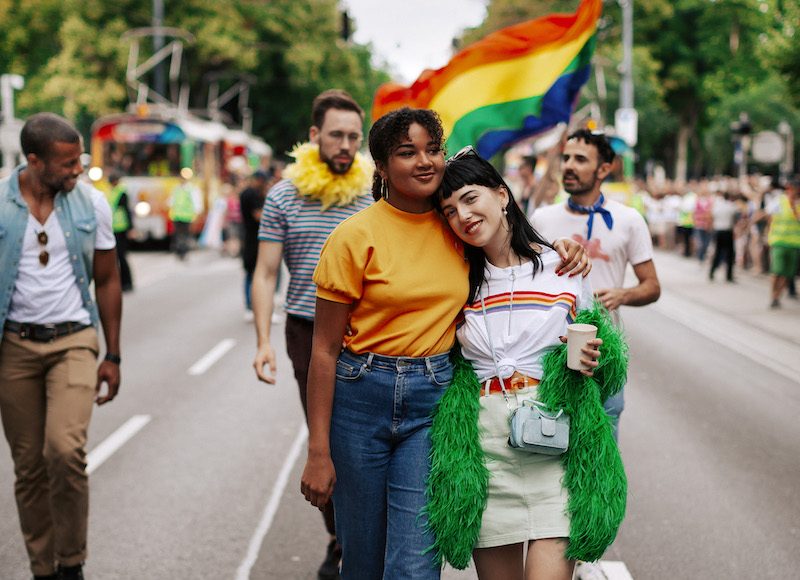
[567,193,613,240]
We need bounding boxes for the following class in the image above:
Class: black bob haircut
[567,129,616,164]
[20,112,81,160]
[438,150,554,303]
[368,107,444,201]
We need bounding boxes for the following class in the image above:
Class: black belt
[4,320,91,343]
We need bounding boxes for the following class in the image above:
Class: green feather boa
[425,301,629,568]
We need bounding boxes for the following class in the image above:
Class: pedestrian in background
[532,129,660,441]
[168,175,201,260]
[693,182,714,262]
[767,177,800,308]
[532,128,660,580]
[105,172,134,291]
[251,89,374,580]
[0,112,123,580]
[676,182,696,258]
[709,190,739,282]
[223,176,243,257]
[239,169,269,319]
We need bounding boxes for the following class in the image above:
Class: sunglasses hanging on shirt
[36,230,49,266]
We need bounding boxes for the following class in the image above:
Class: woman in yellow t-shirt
[300,108,588,580]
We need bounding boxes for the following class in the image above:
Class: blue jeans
[694,229,713,262]
[330,349,452,580]
[604,387,625,442]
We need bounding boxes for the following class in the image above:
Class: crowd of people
[628,175,799,307]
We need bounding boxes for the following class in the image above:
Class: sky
[342,0,488,84]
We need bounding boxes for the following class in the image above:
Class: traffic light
[730,112,751,136]
[341,10,352,42]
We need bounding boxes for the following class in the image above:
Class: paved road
[0,248,797,579]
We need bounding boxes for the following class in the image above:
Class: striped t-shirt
[258,178,373,320]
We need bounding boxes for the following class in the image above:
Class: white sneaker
[243,310,254,322]
[271,311,286,324]
[575,561,608,580]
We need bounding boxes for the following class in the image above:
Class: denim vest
[0,165,99,342]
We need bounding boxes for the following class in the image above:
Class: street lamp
[616,0,636,181]
[730,112,751,179]
[1,73,25,175]
[778,120,794,181]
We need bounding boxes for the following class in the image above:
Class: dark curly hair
[438,151,553,302]
[567,129,616,164]
[367,107,444,200]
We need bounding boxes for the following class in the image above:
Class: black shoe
[770,299,781,309]
[58,564,84,580]
[317,539,342,580]
[33,575,58,580]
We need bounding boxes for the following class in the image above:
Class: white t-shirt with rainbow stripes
[457,247,594,383]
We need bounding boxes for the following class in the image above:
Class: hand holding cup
[566,323,602,376]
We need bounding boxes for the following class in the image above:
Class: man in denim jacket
[0,113,122,580]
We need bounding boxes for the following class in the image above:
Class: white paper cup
[567,323,598,371]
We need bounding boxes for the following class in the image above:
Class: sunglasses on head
[446,145,478,164]
[36,231,49,266]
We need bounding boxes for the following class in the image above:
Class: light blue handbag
[508,399,570,455]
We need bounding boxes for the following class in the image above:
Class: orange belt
[483,372,539,396]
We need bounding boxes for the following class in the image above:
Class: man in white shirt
[531,129,661,441]
[532,129,660,580]
[0,113,122,580]
[708,191,739,282]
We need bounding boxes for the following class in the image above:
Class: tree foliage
[0,0,390,157]
[455,0,799,179]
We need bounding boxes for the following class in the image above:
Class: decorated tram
[89,108,270,241]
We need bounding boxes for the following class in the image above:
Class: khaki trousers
[0,327,98,576]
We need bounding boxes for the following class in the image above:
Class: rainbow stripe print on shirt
[464,291,578,324]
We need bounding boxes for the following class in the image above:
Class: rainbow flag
[371,0,602,159]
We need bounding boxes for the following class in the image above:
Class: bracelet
[104,353,121,364]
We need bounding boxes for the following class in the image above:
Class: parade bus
[88,107,270,241]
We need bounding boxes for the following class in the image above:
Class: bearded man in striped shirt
[250,89,373,580]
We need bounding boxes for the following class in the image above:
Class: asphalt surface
[0,247,797,580]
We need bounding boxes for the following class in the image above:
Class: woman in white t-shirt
[436,147,602,580]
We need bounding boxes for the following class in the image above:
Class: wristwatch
[104,353,121,364]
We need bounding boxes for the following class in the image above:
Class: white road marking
[236,424,308,580]
[653,292,800,385]
[600,560,634,579]
[86,415,152,475]
[188,338,236,376]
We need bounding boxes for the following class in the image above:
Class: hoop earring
[381,178,389,200]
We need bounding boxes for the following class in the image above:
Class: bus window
[103,142,182,177]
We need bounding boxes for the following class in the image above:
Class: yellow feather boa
[283,142,373,210]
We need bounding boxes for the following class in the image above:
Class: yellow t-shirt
[314,199,469,357]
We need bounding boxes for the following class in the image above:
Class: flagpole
[618,0,635,182]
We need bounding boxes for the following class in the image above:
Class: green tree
[634,0,777,179]
[766,0,800,109]
[0,0,390,156]
[703,75,800,174]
